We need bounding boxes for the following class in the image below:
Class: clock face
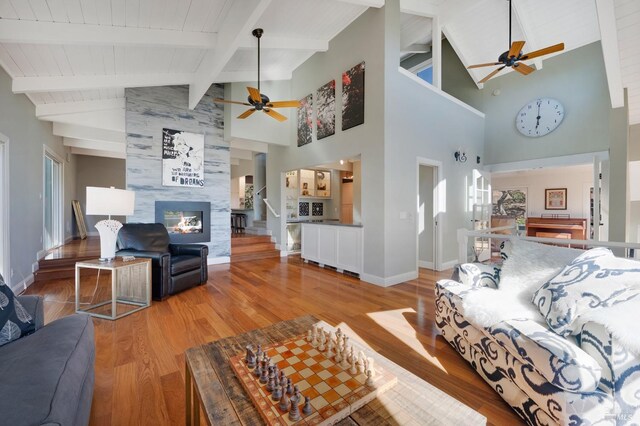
[516,98,564,137]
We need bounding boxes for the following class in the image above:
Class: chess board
[229,334,397,426]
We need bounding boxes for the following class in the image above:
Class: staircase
[244,220,271,236]
[231,234,280,263]
[34,254,96,282]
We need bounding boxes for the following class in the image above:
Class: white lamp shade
[86,186,135,216]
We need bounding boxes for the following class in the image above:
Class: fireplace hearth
[155,201,211,243]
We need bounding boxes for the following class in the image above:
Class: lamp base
[94,220,124,262]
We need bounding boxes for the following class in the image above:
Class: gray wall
[266,5,387,278]
[75,156,126,232]
[125,85,230,260]
[0,66,76,289]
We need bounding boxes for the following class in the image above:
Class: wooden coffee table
[184,315,485,425]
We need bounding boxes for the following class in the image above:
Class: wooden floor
[25,252,523,425]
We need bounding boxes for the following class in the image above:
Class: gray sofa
[0,295,95,426]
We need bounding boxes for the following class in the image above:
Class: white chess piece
[335,345,343,363]
[326,339,335,358]
[307,329,312,342]
[367,357,375,378]
[342,336,349,353]
[311,327,319,348]
[340,352,350,369]
[357,351,366,373]
[348,347,354,364]
[349,356,358,375]
[318,331,326,351]
[365,370,374,387]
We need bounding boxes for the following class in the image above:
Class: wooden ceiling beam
[333,0,384,8]
[13,73,192,93]
[595,0,625,108]
[189,0,272,109]
[36,98,125,118]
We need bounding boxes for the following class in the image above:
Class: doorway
[417,158,442,270]
[0,134,8,280]
[43,148,63,251]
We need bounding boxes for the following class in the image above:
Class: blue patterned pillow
[0,274,35,346]
[532,248,640,337]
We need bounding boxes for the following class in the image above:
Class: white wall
[492,165,594,219]
[418,165,434,265]
[0,66,76,290]
[629,125,640,244]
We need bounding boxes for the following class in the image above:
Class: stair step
[231,235,273,246]
[252,220,267,227]
[34,267,97,282]
[230,250,281,263]
[232,242,277,255]
[38,256,95,269]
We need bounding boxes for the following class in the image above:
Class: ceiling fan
[214,28,300,122]
[467,0,565,84]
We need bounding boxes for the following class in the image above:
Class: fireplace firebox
[155,201,211,244]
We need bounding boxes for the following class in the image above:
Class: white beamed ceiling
[0,0,638,160]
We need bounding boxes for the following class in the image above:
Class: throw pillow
[532,247,640,337]
[498,239,583,296]
[0,274,35,346]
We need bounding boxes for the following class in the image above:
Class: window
[417,66,433,84]
[43,150,63,251]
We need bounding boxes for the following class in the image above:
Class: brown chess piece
[288,392,301,421]
[278,392,290,412]
[302,395,312,415]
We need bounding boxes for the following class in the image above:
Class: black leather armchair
[116,223,208,300]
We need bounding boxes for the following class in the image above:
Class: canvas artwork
[297,94,313,147]
[317,80,336,140]
[342,62,365,131]
[162,128,204,187]
[493,188,527,224]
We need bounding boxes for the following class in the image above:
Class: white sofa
[436,241,640,425]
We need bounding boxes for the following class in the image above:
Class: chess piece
[247,353,256,369]
[302,396,312,415]
[245,345,254,363]
[350,356,358,375]
[268,365,276,381]
[266,376,275,392]
[340,352,350,369]
[342,336,349,353]
[335,345,342,363]
[256,344,263,360]
[311,327,319,348]
[293,384,299,397]
[279,392,290,412]
[365,369,374,387]
[347,346,354,363]
[367,357,375,378]
[286,378,294,396]
[271,383,282,401]
[307,329,312,342]
[288,392,301,422]
[326,338,335,358]
[280,372,287,389]
[259,367,268,384]
[318,332,326,351]
[358,351,366,373]
[254,362,262,378]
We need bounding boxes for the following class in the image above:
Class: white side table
[75,258,151,320]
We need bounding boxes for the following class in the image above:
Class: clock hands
[535,101,541,129]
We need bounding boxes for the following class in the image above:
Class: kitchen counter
[300,222,362,274]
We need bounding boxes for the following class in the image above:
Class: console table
[526,217,587,241]
[75,258,151,320]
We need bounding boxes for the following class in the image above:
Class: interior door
[43,151,63,251]
[471,169,492,262]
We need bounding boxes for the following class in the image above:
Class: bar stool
[235,214,247,234]
[231,213,237,234]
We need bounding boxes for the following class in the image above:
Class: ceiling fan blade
[467,62,502,69]
[263,109,287,122]
[214,98,251,106]
[267,100,301,108]
[514,62,535,75]
[237,109,256,119]
[247,87,261,103]
[478,66,506,84]
[508,40,526,59]
[520,43,564,61]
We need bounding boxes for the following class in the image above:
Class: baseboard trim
[32,261,39,273]
[207,256,230,265]
[360,270,419,287]
[11,273,34,295]
[418,260,434,269]
[36,249,47,260]
[440,259,458,271]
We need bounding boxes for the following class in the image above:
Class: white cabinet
[301,224,362,274]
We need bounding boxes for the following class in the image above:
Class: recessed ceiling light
[340,160,344,165]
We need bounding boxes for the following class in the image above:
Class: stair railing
[262,198,280,218]
[255,185,267,198]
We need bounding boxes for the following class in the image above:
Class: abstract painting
[342,61,365,131]
[297,94,313,147]
[162,128,204,187]
[316,80,335,140]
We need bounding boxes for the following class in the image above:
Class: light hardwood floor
[25,255,523,425]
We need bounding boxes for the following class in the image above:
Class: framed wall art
[162,128,204,187]
[316,80,335,140]
[342,61,365,131]
[545,188,567,210]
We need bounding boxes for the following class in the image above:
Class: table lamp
[86,186,135,261]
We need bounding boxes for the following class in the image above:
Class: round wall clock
[515,98,564,137]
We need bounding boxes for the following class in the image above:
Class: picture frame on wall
[545,188,567,210]
[297,94,313,147]
[342,62,365,131]
[162,128,205,187]
[316,80,336,140]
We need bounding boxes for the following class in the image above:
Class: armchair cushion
[170,255,202,275]
[117,223,170,252]
[0,276,35,346]
[454,263,500,289]
[116,249,170,266]
[171,243,208,257]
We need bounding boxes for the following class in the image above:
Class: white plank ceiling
[0,0,637,159]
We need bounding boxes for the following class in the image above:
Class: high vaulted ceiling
[0,0,638,160]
